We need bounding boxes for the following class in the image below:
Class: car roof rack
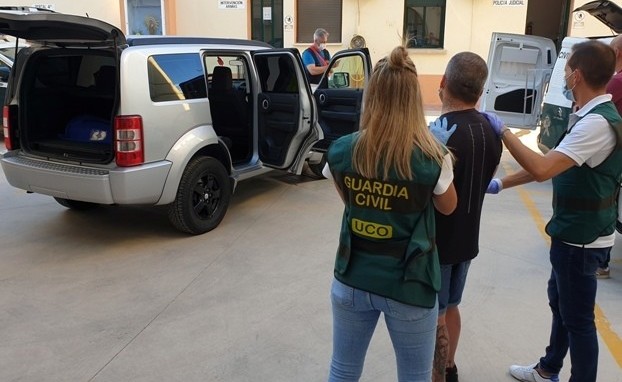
[0,6,55,13]
[127,36,272,49]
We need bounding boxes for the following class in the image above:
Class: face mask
[562,86,575,102]
[563,71,576,102]
[319,43,326,51]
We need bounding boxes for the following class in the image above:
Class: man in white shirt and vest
[486,40,622,382]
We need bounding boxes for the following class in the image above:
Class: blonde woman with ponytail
[324,46,457,382]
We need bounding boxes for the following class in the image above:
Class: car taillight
[3,105,12,151]
[114,115,144,167]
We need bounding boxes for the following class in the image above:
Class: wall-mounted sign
[492,0,525,5]
[573,13,585,29]
[218,0,245,9]
[32,3,55,10]
[263,7,272,21]
[284,15,294,30]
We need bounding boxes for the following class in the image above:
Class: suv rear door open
[480,33,556,129]
[0,11,125,45]
[252,49,318,173]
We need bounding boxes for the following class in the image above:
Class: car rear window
[32,54,115,89]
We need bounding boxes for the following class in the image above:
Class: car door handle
[318,92,327,105]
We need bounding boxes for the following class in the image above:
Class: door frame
[250,0,284,48]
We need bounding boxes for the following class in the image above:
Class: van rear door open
[480,33,556,130]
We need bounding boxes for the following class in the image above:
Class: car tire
[53,197,98,210]
[168,157,231,235]
[307,154,327,178]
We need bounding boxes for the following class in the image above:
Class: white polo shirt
[554,94,617,248]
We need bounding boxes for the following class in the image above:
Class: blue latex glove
[482,111,504,137]
[486,178,503,194]
[481,112,504,137]
[429,117,457,145]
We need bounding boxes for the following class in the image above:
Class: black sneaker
[446,364,458,382]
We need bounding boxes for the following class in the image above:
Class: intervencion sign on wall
[218,0,245,9]
[492,0,525,5]
[32,3,55,10]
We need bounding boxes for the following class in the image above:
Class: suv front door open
[252,49,317,173]
[480,33,556,129]
[313,48,372,151]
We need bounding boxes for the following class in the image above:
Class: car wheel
[53,197,98,210]
[307,154,327,178]
[168,157,231,235]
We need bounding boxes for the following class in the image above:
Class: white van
[481,0,622,153]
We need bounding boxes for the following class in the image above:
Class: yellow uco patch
[351,218,393,239]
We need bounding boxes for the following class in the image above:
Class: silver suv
[0,12,371,234]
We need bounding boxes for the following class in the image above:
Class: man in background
[599,34,622,279]
[302,28,331,84]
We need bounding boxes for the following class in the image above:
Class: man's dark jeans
[539,239,608,382]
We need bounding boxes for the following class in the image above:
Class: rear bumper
[1,151,171,204]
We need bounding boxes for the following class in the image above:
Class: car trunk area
[18,48,117,163]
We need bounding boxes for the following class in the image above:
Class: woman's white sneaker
[509,363,559,382]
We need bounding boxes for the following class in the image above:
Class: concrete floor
[0,129,620,381]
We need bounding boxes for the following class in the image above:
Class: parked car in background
[0,47,12,107]
[0,5,51,131]
[0,11,371,234]
[0,40,28,111]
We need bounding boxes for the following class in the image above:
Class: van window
[148,53,207,102]
[491,45,541,114]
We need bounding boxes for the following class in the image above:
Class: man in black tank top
[429,52,502,382]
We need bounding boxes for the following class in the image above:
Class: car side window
[204,54,249,94]
[148,53,207,102]
[254,55,299,93]
[327,55,365,89]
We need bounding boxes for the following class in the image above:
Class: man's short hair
[314,28,329,41]
[568,40,615,89]
[444,52,488,104]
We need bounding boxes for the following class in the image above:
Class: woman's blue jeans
[328,279,438,382]
[538,240,608,382]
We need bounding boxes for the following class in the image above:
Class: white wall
[4,0,122,28]
[174,0,247,38]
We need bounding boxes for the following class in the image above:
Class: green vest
[327,133,442,308]
[545,101,622,244]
